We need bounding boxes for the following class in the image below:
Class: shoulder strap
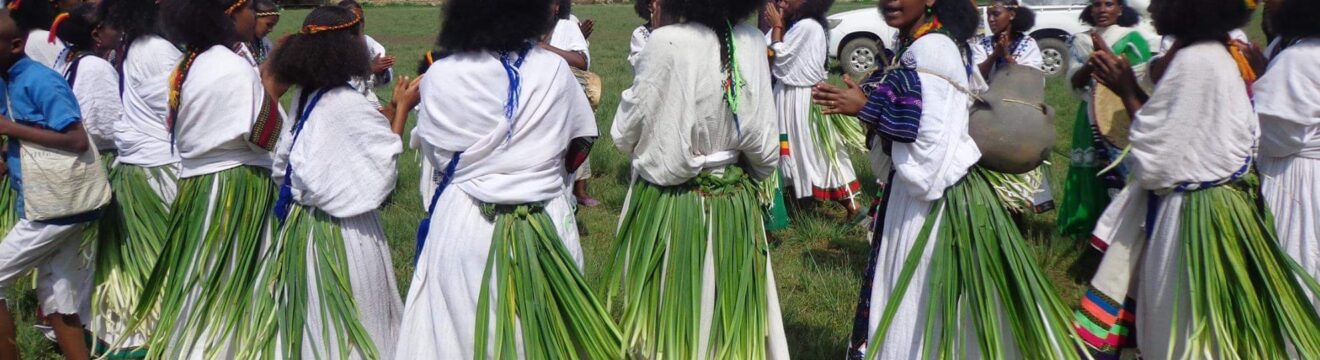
[61,53,90,88]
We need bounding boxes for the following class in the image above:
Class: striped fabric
[857,68,923,144]
[779,134,790,156]
[247,94,283,151]
[812,181,861,201]
[1074,288,1136,359]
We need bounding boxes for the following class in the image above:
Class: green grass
[8,3,1269,359]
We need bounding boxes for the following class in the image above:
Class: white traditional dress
[351,35,392,109]
[1256,38,1320,306]
[1080,42,1320,358]
[142,44,281,359]
[54,53,121,152]
[611,22,789,359]
[772,20,860,201]
[549,18,595,184]
[257,86,404,359]
[394,47,606,359]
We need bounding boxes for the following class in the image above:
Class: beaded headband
[300,12,360,34]
[424,50,434,66]
[225,0,247,15]
[47,12,68,44]
[1244,0,1257,10]
[256,8,281,17]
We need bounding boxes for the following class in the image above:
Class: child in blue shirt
[0,9,96,360]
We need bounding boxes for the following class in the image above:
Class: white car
[827,0,1158,80]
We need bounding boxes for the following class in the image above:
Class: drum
[572,68,603,111]
[1091,84,1131,149]
[969,64,1056,175]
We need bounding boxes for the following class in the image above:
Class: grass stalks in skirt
[608,166,773,359]
[241,204,379,359]
[472,203,624,360]
[1167,184,1320,358]
[90,161,175,357]
[867,168,1086,359]
[129,166,274,358]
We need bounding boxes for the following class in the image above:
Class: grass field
[8,3,1267,359]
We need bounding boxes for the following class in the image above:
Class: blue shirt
[2,56,94,223]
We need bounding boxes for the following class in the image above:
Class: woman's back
[612,22,778,186]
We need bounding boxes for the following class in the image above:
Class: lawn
[9,2,1267,359]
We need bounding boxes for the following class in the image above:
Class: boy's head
[0,9,27,68]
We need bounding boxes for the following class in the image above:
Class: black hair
[159,0,243,50]
[931,0,980,44]
[10,0,55,33]
[989,0,1035,35]
[337,0,362,10]
[97,0,161,43]
[270,6,370,90]
[255,0,279,14]
[54,4,98,51]
[1079,0,1140,27]
[790,0,834,31]
[1270,0,1320,38]
[415,49,453,74]
[555,0,571,20]
[658,0,760,72]
[1149,0,1250,43]
[437,0,553,53]
[633,0,651,27]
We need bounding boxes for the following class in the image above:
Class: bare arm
[539,42,589,71]
[0,120,90,154]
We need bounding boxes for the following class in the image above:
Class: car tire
[840,37,885,80]
[1036,38,1070,78]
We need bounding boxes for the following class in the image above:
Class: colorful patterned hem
[812,181,861,201]
[1073,288,1135,357]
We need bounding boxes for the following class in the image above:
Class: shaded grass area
[11,3,1267,359]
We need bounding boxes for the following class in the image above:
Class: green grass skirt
[0,173,16,237]
[90,161,175,356]
[473,203,624,360]
[867,168,1083,359]
[609,166,774,359]
[133,165,274,359]
[1165,185,1320,358]
[241,204,381,359]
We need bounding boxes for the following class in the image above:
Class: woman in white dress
[51,5,145,356]
[814,0,1079,358]
[1079,0,1320,357]
[393,0,619,357]
[1256,0,1320,307]
[765,0,864,216]
[239,6,404,359]
[134,0,284,357]
[1058,0,1151,241]
[610,0,790,357]
[544,0,599,207]
[627,0,657,70]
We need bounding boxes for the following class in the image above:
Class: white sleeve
[1015,37,1044,71]
[969,36,990,66]
[73,60,124,149]
[628,26,649,70]
[769,21,828,87]
[549,20,592,69]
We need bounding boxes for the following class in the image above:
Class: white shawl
[414,48,596,205]
[55,54,122,151]
[274,87,401,218]
[24,30,64,69]
[611,23,778,186]
[116,35,184,167]
[1255,38,1320,160]
[890,35,982,202]
[1093,41,1258,246]
[174,45,279,177]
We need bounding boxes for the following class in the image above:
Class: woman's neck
[900,14,931,41]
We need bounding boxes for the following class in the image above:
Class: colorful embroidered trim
[255,10,281,17]
[166,49,201,149]
[225,0,248,15]
[301,12,360,34]
[1074,289,1136,358]
[779,134,790,156]
[247,93,283,151]
[48,13,68,44]
[812,181,861,201]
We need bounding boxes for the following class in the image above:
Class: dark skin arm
[978,33,1016,79]
[387,75,424,136]
[811,75,868,116]
[1071,32,1111,91]
[539,41,588,70]
[0,119,90,154]
[1090,50,1148,118]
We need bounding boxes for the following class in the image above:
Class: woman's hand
[387,75,424,136]
[992,32,1011,61]
[1090,51,1148,117]
[812,76,867,116]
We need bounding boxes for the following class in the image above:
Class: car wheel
[840,37,883,80]
[1036,38,1069,78]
